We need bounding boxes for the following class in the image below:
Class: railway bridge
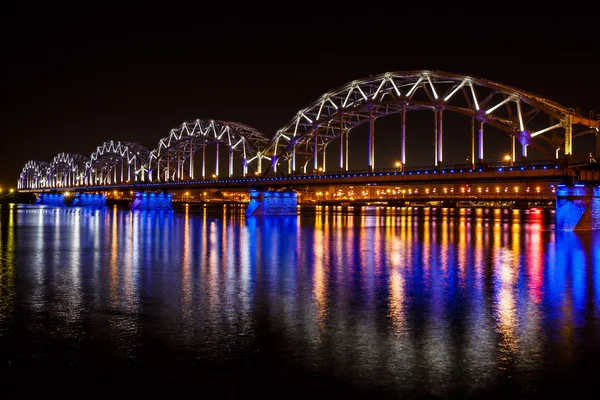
[15,70,600,229]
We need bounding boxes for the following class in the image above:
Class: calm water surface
[1,203,600,398]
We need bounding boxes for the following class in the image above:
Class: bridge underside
[246,190,298,216]
[556,184,600,230]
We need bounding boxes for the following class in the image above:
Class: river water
[1,203,599,398]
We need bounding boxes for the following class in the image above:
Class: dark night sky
[2,6,599,187]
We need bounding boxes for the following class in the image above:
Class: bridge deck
[19,164,574,193]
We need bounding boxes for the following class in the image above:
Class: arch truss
[265,70,600,175]
[147,119,270,182]
[46,152,90,188]
[18,160,51,189]
[84,140,151,185]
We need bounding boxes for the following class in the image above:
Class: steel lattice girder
[49,153,89,181]
[85,140,151,180]
[265,70,600,171]
[19,160,51,188]
[147,119,270,178]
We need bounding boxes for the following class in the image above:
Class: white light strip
[232,138,242,149]
[342,88,354,108]
[357,85,368,100]
[469,85,480,110]
[485,97,511,114]
[443,81,465,102]
[516,100,525,131]
[316,100,325,121]
[530,122,561,138]
[426,76,438,100]
[301,112,313,124]
[406,76,423,97]
[327,97,339,110]
[390,80,401,97]
[372,79,386,99]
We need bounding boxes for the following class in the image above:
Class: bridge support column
[71,193,106,208]
[35,193,67,207]
[436,107,443,168]
[130,192,173,211]
[478,121,484,167]
[246,190,298,216]
[556,184,600,231]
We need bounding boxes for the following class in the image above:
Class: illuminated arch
[264,70,600,175]
[18,160,51,189]
[47,152,89,188]
[147,119,270,181]
[84,140,151,185]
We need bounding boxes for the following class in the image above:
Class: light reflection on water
[1,203,600,398]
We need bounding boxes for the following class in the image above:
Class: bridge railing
[270,160,561,177]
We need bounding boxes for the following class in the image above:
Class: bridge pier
[71,193,106,208]
[35,193,67,207]
[246,189,297,216]
[556,184,600,230]
[130,191,173,210]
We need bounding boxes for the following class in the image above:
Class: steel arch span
[147,119,271,182]
[264,70,600,175]
[84,140,151,185]
[18,160,51,189]
[47,152,89,188]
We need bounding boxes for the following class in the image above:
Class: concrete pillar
[35,193,67,207]
[71,193,106,208]
[246,190,298,216]
[556,184,600,230]
[131,192,173,211]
